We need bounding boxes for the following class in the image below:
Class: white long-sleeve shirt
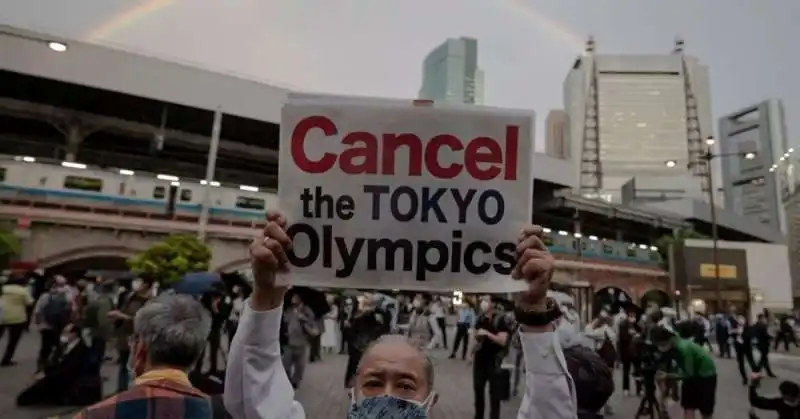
[225,300,577,419]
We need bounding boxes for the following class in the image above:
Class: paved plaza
[1,331,799,418]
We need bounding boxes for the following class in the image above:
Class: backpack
[596,331,617,367]
[563,344,615,412]
[42,292,71,330]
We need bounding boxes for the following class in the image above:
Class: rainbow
[84,0,176,41]
[85,0,587,52]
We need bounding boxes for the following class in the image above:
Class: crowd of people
[1,212,800,418]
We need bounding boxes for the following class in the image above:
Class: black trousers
[451,323,470,359]
[733,343,757,383]
[754,345,775,376]
[774,332,798,351]
[473,362,502,419]
[344,350,362,388]
[90,338,107,375]
[309,334,321,362]
[226,320,238,347]
[196,329,222,373]
[436,317,448,349]
[339,326,349,354]
[621,358,633,392]
[37,329,59,371]
[717,334,731,358]
[0,323,26,364]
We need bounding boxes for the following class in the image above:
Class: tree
[655,228,707,269]
[0,225,21,270]
[128,234,212,287]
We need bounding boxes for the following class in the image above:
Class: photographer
[749,374,800,418]
[652,326,717,419]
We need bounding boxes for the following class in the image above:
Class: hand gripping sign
[277,94,533,293]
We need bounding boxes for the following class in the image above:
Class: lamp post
[665,135,756,311]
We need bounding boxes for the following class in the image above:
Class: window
[0,167,5,182]
[602,244,614,255]
[63,175,103,192]
[235,196,265,210]
[153,186,166,199]
[180,189,193,202]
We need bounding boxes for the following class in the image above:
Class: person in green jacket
[652,325,717,419]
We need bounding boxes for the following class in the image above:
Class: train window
[235,196,266,210]
[39,177,47,186]
[626,247,636,257]
[180,189,193,202]
[118,182,125,195]
[602,244,614,255]
[153,186,166,199]
[64,175,103,192]
[0,167,5,182]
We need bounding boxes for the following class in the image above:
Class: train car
[0,156,277,222]
[543,229,661,266]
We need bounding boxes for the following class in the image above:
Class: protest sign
[277,94,533,293]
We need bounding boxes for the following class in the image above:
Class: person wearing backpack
[32,280,72,371]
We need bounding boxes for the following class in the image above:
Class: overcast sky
[4,0,800,147]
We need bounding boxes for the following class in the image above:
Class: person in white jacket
[224,211,578,419]
[584,312,617,416]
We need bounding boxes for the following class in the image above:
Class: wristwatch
[514,297,562,326]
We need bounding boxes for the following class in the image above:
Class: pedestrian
[430,296,448,350]
[732,314,758,385]
[752,313,777,377]
[406,297,432,349]
[109,273,154,392]
[282,293,316,389]
[321,294,339,354]
[450,301,476,360]
[471,296,513,419]
[1,275,35,367]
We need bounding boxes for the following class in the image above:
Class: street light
[665,135,757,311]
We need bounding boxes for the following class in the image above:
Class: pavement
[1,330,799,419]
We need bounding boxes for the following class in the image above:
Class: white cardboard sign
[278,95,533,293]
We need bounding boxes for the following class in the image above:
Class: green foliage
[0,226,21,269]
[128,234,212,286]
[655,228,707,269]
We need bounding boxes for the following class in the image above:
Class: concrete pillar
[64,123,85,162]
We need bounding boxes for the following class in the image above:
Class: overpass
[2,202,669,303]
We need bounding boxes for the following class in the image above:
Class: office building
[564,38,713,202]
[784,187,800,303]
[720,99,789,232]
[419,37,484,105]
[545,110,569,159]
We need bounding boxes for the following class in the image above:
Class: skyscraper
[419,37,484,105]
[564,38,713,202]
[720,99,790,232]
[545,110,569,159]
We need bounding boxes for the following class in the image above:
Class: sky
[4,0,800,148]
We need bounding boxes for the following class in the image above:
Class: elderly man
[72,294,214,419]
[225,211,577,419]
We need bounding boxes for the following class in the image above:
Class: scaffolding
[579,36,602,194]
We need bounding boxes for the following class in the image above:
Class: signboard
[699,263,737,279]
[278,94,533,292]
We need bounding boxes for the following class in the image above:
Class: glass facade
[418,37,483,105]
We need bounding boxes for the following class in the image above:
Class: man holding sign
[276,94,533,293]
[224,95,577,419]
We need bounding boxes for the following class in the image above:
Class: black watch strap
[514,298,562,326]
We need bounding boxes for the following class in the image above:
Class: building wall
[545,110,568,159]
[784,189,800,301]
[418,37,483,105]
[719,100,788,233]
[684,238,793,316]
[564,53,713,202]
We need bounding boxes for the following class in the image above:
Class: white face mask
[131,280,143,292]
[479,301,490,312]
[60,335,71,344]
[413,300,422,308]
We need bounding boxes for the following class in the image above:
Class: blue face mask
[348,394,431,419]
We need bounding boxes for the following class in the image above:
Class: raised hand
[249,210,292,310]
[511,225,555,311]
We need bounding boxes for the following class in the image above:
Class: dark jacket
[750,384,800,419]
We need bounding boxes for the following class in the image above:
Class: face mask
[60,335,71,344]
[412,300,422,308]
[348,393,433,419]
[131,280,143,292]
[232,286,240,294]
[479,301,490,312]
[784,398,799,407]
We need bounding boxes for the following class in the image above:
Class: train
[0,156,277,220]
[0,156,662,265]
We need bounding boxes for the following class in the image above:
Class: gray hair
[358,335,435,389]
[133,294,211,370]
